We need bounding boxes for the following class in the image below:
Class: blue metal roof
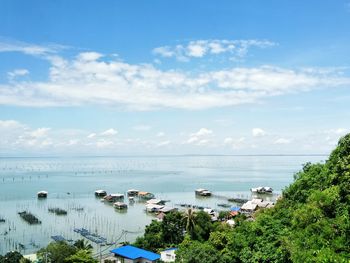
[230,206,241,212]
[111,245,160,261]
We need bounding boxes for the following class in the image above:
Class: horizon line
[0,153,329,159]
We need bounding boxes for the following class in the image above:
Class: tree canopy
[134,134,350,262]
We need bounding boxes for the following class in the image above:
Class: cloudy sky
[0,0,350,156]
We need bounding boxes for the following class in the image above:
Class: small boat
[250,187,273,194]
[217,203,231,208]
[128,197,135,203]
[37,191,48,198]
[113,202,128,210]
[127,189,139,197]
[94,190,107,197]
[227,197,248,204]
[195,189,212,196]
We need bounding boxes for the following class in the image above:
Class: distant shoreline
[0,154,329,159]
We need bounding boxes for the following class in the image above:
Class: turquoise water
[0,155,325,255]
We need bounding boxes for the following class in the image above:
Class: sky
[0,0,350,156]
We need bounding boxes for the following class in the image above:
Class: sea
[0,155,326,256]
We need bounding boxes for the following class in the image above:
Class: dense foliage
[134,134,350,262]
[133,210,214,252]
[37,239,97,263]
[0,251,30,263]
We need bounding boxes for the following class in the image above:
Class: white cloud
[187,137,199,144]
[0,38,64,55]
[0,124,54,150]
[274,138,291,144]
[0,119,349,155]
[67,139,79,146]
[224,137,246,149]
[100,128,118,136]
[7,69,29,80]
[30,128,50,138]
[224,137,234,144]
[87,133,96,138]
[152,46,174,58]
[153,39,276,61]
[156,132,165,137]
[96,139,114,148]
[41,139,53,147]
[187,43,207,57]
[78,52,103,61]
[186,128,213,145]
[0,46,349,110]
[252,128,266,137]
[328,128,348,135]
[0,38,348,113]
[156,140,171,147]
[197,139,209,145]
[192,128,213,137]
[0,120,24,129]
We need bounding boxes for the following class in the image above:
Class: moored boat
[250,186,273,194]
[94,190,107,197]
[195,188,212,196]
[37,191,48,198]
[127,189,139,197]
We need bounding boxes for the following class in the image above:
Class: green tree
[37,241,77,263]
[176,238,221,263]
[161,211,185,245]
[133,220,163,252]
[182,208,196,238]
[192,210,213,241]
[73,239,93,250]
[0,251,26,263]
[218,211,230,221]
[65,250,97,263]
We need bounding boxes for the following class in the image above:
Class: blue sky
[0,0,350,156]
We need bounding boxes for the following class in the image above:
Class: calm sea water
[0,155,325,255]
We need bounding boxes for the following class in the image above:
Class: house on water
[95,190,107,197]
[113,202,128,210]
[110,245,160,263]
[103,194,124,202]
[146,199,165,205]
[138,191,155,200]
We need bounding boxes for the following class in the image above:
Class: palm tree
[73,239,93,250]
[183,208,196,238]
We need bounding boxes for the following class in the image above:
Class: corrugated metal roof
[111,245,160,261]
[230,206,241,212]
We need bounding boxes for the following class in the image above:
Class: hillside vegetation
[135,134,350,262]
